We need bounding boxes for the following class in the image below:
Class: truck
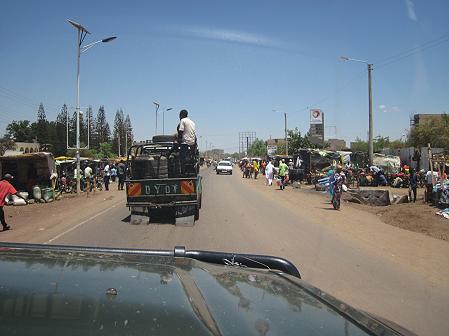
[125,136,202,226]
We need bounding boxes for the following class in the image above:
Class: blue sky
[1,0,448,152]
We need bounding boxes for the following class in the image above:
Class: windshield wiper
[0,242,301,278]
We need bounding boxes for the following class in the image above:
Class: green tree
[36,103,48,144]
[54,104,68,156]
[91,142,115,159]
[84,106,94,149]
[351,136,407,152]
[0,136,15,155]
[248,138,266,157]
[112,109,125,155]
[95,105,111,145]
[350,137,368,152]
[6,120,36,142]
[124,114,134,148]
[409,117,449,149]
[275,128,319,155]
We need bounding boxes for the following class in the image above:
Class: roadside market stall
[0,152,56,193]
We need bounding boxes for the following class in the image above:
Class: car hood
[0,247,402,335]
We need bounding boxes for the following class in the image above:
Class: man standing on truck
[177,109,196,174]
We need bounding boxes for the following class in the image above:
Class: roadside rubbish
[436,208,449,220]
[11,195,26,206]
[32,186,42,200]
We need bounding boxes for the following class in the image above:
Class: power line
[296,32,449,116]
[376,32,449,68]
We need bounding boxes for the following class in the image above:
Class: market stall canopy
[372,153,401,174]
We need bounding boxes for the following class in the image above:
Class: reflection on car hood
[0,248,399,335]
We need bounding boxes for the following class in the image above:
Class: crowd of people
[61,160,128,193]
[239,158,291,190]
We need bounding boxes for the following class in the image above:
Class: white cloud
[189,27,273,47]
[171,25,284,49]
[404,0,417,22]
[379,105,400,113]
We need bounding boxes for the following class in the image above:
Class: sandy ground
[2,168,449,335]
[337,184,449,242]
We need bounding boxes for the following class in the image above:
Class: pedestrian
[278,159,289,190]
[104,163,111,191]
[265,160,274,186]
[111,165,117,182]
[241,160,246,178]
[117,160,126,190]
[0,174,28,232]
[245,160,252,178]
[253,159,260,179]
[327,166,335,199]
[409,168,418,203]
[84,164,93,193]
[425,169,437,202]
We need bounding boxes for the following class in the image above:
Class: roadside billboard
[310,109,323,124]
[267,145,277,156]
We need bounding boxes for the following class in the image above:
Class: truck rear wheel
[194,205,200,220]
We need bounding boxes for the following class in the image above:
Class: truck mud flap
[175,204,196,227]
[130,206,149,225]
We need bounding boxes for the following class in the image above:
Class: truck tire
[195,205,200,220]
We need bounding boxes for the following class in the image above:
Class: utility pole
[340,56,374,165]
[284,112,288,156]
[125,127,128,157]
[153,102,160,135]
[67,19,116,194]
[368,63,373,165]
[118,130,121,157]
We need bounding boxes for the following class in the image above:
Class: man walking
[103,163,111,191]
[84,164,93,193]
[409,168,418,203]
[278,159,289,190]
[0,174,28,231]
[265,160,274,186]
[253,159,260,179]
[117,160,126,190]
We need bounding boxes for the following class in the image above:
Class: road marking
[44,203,119,244]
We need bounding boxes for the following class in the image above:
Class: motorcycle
[331,174,346,210]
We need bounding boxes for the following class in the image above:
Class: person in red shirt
[0,174,27,231]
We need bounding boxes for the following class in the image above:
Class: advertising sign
[267,145,277,156]
[310,109,323,124]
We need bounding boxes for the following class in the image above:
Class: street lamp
[153,101,160,135]
[272,109,288,155]
[340,56,373,165]
[163,107,173,135]
[67,19,116,194]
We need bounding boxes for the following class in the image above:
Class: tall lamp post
[340,56,373,165]
[67,19,116,194]
[153,101,160,135]
[273,110,288,155]
[162,107,173,135]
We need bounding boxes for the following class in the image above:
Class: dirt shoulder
[237,172,449,289]
[1,186,125,243]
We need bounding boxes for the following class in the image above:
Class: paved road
[6,167,449,336]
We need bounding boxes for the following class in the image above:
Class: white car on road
[216,160,233,175]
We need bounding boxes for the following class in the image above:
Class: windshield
[1,2,449,336]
